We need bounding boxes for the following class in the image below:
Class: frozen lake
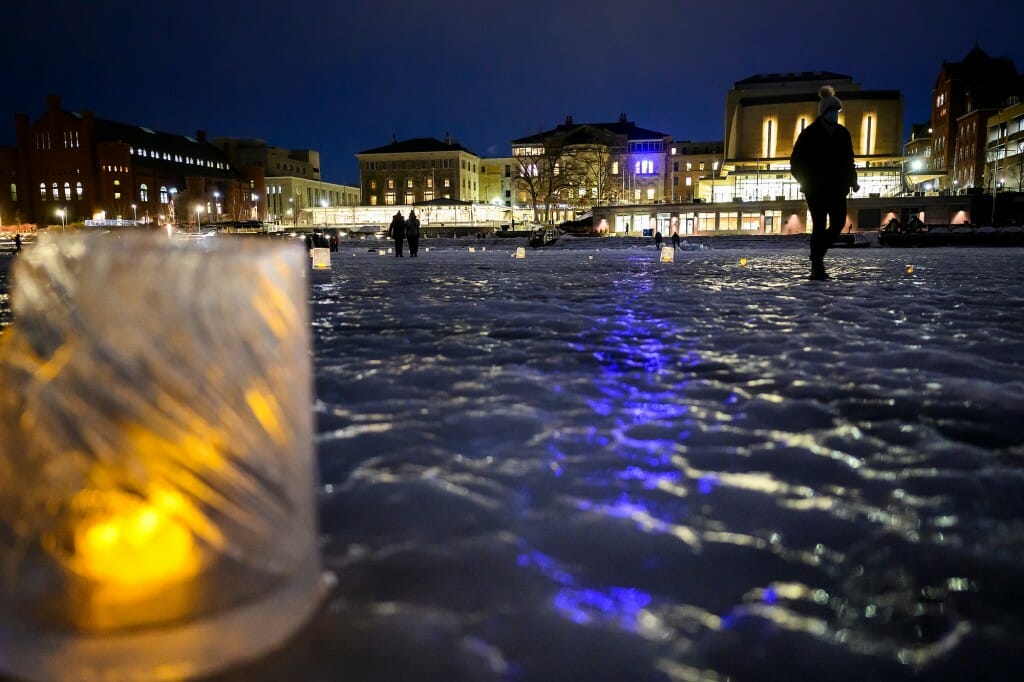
[2,241,1024,681]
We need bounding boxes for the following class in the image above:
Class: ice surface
[3,238,1024,681]
[0,234,323,680]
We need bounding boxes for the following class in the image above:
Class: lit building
[5,95,264,227]
[927,46,1019,191]
[721,72,903,201]
[213,138,322,181]
[479,156,517,208]
[666,141,723,205]
[510,115,672,223]
[263,176,360,225]
[985,98,1024,193]
[355,136,481,206]
[903,122,934,193]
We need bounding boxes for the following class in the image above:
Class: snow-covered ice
[3,241,1024,681]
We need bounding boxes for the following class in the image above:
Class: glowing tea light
[311,248,330,270]
[589,255,593,260]
[469,246,476,253]
[387,247,393,254]
[906,264,914,274]
[659,246,674,263]
[515,246,526,259]
[378,249,386,256]
[740,257,748,267]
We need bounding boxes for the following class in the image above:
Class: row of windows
[370,191,451,206]
[369,177,451,191]
[40,181,84,201]
[364,159,460,171]
[628,141,665,153]
[129,146,227,170]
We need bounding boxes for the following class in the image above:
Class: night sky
[3,0,1023,185]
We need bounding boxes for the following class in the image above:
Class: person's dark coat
[790,118,857,197]
[406,213,420,237]
[388,213,406,239]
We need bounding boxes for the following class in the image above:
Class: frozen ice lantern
[0,233,325,681]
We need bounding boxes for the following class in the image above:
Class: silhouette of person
[14,234,21,253]
[790,85,860,280]
[654,230,663,250]
[670,216,680,249]
[388,211,406,257]
[406,209,421,257]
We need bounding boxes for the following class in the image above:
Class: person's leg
[825,195,848,248]
[807,194,829,277]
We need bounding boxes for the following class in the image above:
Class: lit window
[405,192,415,204]
[685,177,692,186]
[385,191,396,205]
[40,183,47,201]
[423,191,433,201]
[76,181,83,199]
[671,147,677,155]
[160,186,168,204]
[10,183,16,201]
[611,161,619,175]
[370,195,378,206]
[646,188,655,200]
[387,178,394,189]
[114,192,121,199]
[64,182,71,200]
[426,177,433,188]
[52,182,59,199]
[444,178,451,187]
[140,184,149,202]
[114,179,120,186]
[406,178,413,188]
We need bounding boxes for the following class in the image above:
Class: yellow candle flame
[740,257,747,267]
[71,491,200,589]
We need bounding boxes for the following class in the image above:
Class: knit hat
[818,85,842,116]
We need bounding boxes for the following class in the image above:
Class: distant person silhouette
[406,210,421,257]
[670,216,680,249]
[388,211,406,257]
[654,230,663,250]
[790,85,860,280]
[14,234,21,253]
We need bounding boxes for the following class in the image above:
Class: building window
[444,178,451,188]
[611,161,619,175]
[673,176,679,186]
[370,195,378,206]
[685,177,692,186]
[63,182,71,200]
[114,179,120,186]
[370,180,377,190]
[423,191,433,201]
[160,186,168,204]
[405,192,415,204]
[406,178,413,188]
[426,177,433,188]
[387,178,394,189]
[673,162,679,172]
[40,183,47,201]
[10,183,16,201]
[699,162,705,171]
[114,192,121,200]
[76,181,83,199]
[140,184,149,202]
[634,160,654,175]
[385,191,396,205]
[52,182,59,200]
[646,188,655,200]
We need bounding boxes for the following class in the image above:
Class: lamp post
[168,187,178,226]
[320,198,328,227]
[213,191,220,221]
[196,205,204,233]
[56,208,66,232]
[252,193,259,222]
[131,203,137,224]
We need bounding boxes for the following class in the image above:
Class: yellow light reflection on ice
[72,491,201,589]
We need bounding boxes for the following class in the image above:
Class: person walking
[14,234,21,253]
[388,210,406,257]
[654,230,663,250]
[790,85,860,280]
[406,209,421,257]
[670,216,681,249]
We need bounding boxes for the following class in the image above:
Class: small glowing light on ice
[906,264,914,274]
[659,246,674,263]
[515,247,526,259]
[740,257,747,266]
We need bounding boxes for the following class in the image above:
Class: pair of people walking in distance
[790,85,860,280]
[388,210,421,257]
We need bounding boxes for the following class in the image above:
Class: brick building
[2,95,264,227]
[355,136,481,206]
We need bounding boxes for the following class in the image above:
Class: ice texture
[0,233,322,680]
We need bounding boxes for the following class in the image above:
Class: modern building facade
[985,98,1024,193]
[355,136,481,206]
[721,72,903,202]
[4,95,264,227]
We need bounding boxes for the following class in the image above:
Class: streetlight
[213,191,220,219]
[320,198,328,227]
[168,188,178,226]
[56,208,66,232]
[196,205,204,233]
[131,203,137,224]
[252,193,259,222]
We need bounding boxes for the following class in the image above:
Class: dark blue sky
[3,0,1023,185]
